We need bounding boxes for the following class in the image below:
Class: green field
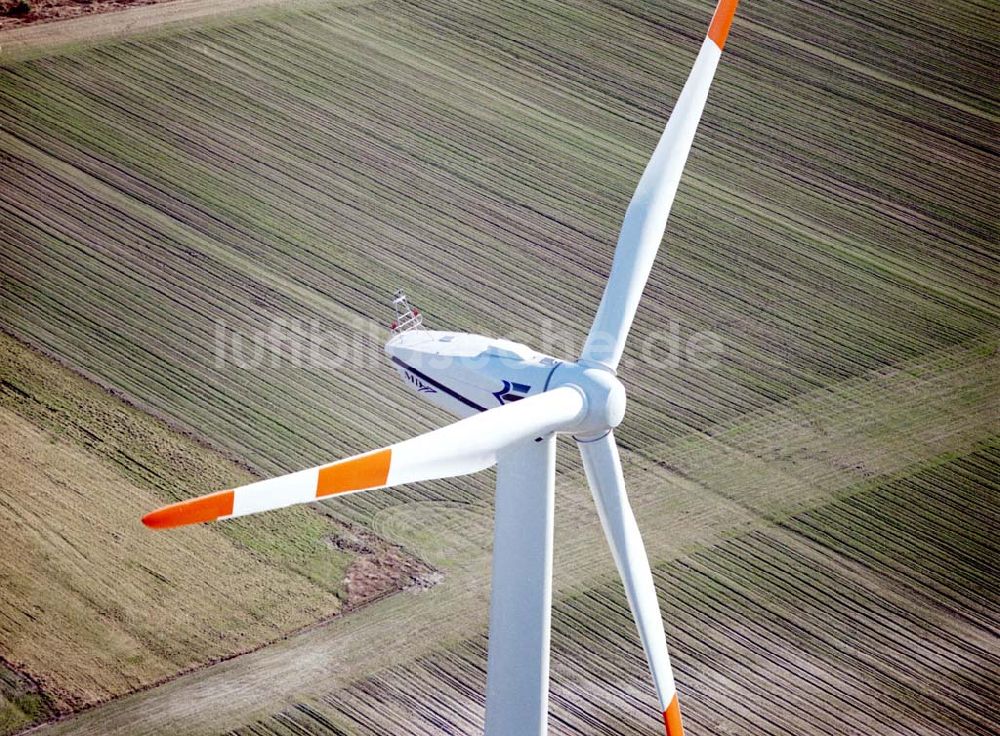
[0,333,431,731]
[0,0,997,733]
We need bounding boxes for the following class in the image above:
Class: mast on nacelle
[390,289,423,334]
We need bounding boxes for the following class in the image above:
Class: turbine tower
[142,2,741,733]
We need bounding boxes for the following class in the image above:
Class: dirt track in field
[0,0,168,34]
[0,0,320,59]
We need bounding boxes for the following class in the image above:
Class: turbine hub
[550,363,626,437]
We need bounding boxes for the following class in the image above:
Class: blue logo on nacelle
[493,380,531,405]
[405,371,437,394]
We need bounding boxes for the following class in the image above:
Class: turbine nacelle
[385,330,625,438]
[385,330,560,417]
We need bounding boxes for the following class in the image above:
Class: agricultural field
[0,333,430,732]
[0,0,998,734]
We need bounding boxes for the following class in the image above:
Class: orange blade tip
[708,0,739,50]
[142,489,235,529]
[664,694,684,736]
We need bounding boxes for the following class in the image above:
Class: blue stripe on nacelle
[391,357,487,412]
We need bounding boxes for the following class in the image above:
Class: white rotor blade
[485,435,556,736]
[143,386,584,529]
[578,431,684,735]
[582,0,739,370]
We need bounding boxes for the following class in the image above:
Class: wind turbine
[142,1,740,733]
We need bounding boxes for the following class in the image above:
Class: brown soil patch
[327,524,441,610]
[0,0,173,31]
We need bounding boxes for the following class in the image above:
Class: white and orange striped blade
[578,431,685,735]
[142,385,585,530]
[581,0,740,372]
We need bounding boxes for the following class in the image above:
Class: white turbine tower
[143,2,740,733]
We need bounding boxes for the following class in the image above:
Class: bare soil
[325,521,441,610]
[0,0,172,31]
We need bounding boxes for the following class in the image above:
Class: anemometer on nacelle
[390,290,423,334]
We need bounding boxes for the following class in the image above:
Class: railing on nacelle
[390,289,423,334]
